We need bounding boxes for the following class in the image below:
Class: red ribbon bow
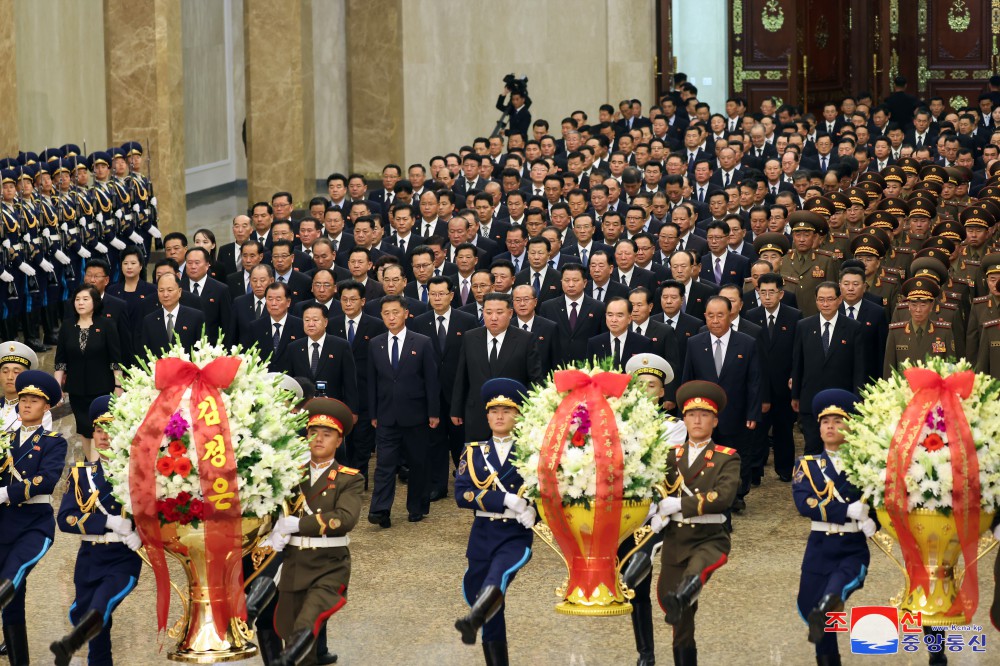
[885,368,980,621]
[130,356,244,636]
[538,370,631,597]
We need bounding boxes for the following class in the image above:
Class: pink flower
[164,412,190,440]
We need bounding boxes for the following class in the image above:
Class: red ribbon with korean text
[537,369,630,598]
[884,367,980,621]
[130,356,244,635]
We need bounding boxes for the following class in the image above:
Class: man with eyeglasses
[268,240,312,305]
[363,263,426,319]
[404,246,437,305]
[511,284,558,375]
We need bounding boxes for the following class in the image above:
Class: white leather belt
[812,520,860,533]
[670,513,726,525]
[475,510,517,520]
[289,535,349,549]
[81,533,122,543]
[22,495,52,505]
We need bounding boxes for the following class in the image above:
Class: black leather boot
[455,585,504,645]
[0,578,15,609]
[925,627,947,665]
[672,645,697,665]
[50,609,104,666]
[256,628,283,666]
[0,642,6,656]
[816,654,842,665]
[482,640,509,666]
[274,627,315,666]
[630,600,655,665]
[315,622,337,664]
[5,623,29,666]
[808,594,843,644]
[245,576,277,625]
[662,576,702,626]
[620,551,653,591]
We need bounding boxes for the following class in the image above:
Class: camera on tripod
[503,73,529,97]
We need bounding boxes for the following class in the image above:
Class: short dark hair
[815,281,841,297]
[164,232,188,247]
[483,292,513,308]
[265,282,291,299]
[706,294,732,311]
[337,279,366,299]
[302,303,330,319]
[757,272,784,290]
[380,294,408,310]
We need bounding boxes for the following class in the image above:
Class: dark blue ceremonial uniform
[455,438,533,643]
[56,461,141,665]
[793,450,872,657]
[0,425,67,624]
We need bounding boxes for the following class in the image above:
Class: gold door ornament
[761,0,785,32]
[948,0,971,32]
[815,15,830,49]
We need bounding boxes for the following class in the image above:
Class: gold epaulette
[337,466,360,475]
[889,321,908,329]
[713,445,737,455]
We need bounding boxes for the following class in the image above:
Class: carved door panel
[798,0,850,113]
[729,0,797,110]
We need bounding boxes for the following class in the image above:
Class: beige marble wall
[104,0,186,234]
[182,0,228,169]
[231,0,247,181]
[312,0,349,182]
[0,0,17,156]
[15,0,107,153]
[607,0,656,108]
[345,0,403,176]
[244,0,315,205]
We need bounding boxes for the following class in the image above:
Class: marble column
[345,0,403,175]
[103,0,186,235]
[244,0,315,206]
[0,0,18,156]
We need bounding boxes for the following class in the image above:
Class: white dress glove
[846,501,869,521]
[129,231,144,245]
[650,514,669,533]
[516,506,536,529]
[275,515,300,536]
[658,496,682,517]
[133,203,141,213]
[96,213,104,223]
[148,226,162,239]
[123,532,143,551]
[860,518,877,538]
[0,487,8,505]
[39,259,55,273]
[109,237,127,251]
[77,246,92,258]
[265,530,290,552]
[54,250,72,265]
[664,419,688,446]
[106,515,133,536]
[115,209,123,220]
[646,502,658,520]
[503,493,528,514]
[150,196,158,208]
[993,524,1000,541]
[95,242,109,254]
[17,263,36,277]
[0,271,13,283]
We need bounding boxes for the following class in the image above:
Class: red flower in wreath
[189,499,205,520]
[173,457,192,478]
[176,491,192,504]
[921,433,945,452]
[168,440,187,458]
[156,456,175,476]
[571,431,586,447]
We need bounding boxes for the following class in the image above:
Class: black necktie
[310,341,320,376]
[437,315,447,351]
[489,338,499,372]
[391,335,399,370]
[768,314,775,335]
[347,319,355,344]
[822,321,831,353]
[273,323,281,351]
[193,282,200,297]
[166,312,174,339]
[569,301,578,330]
[255,300,262,318]
[613,337,621,368]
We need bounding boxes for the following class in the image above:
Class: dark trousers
[370,423,430,517]
[799,413,823,455]
[797,558,868,656]
[69,567,138,665]
[462,533,531,643]
[757,400,796,477]
[0,532,53,624]
[429,401,465,496]
[346,416,375,478]
[718,430,752,498]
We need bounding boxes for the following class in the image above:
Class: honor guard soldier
[892,256,965,358]
[269,397,363,666]
[50,395,142,666]
[454,378,535,666]
[780,211,836,317]
[0,370,67,665]
[0,342,51,432]
[654,380,740,666]
[618,354,687,666]
[884,278,956,377]
[794,389,876,666]
[122,141,162,252]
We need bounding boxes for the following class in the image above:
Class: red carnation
[921,433,945,452]
[571,431,586,447]
[161,504,181,522]
[156,456,175,476]
[173,457,193,478]
[168,440,187,458]
[189,499,205,520]
[176,491,192,504]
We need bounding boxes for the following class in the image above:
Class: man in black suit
[699,222,751,287]
[217,214,253,277]
[744,273,801,483]
[451,293,543,440]
[474,192,511,247]
[182,247,233,346]
[611,239,658,292]
[587,249,629,302]
[367,163,402,210]
[681,295,762,510]
[586,296,654,371]
[513,237,563,303]
[246,282,304,371]
[539,264,606,366]
[670,250,718,321]
[412,277,479,501]
[291,268,341,320]
[512,284,558,376]
[791,282,866,455]
[141,273,205,357]
[838,265,888,385]
[233,264,273,347]
[268,240,312,305]
[800,134,840,174]
[329,280,386,484]
[362,264,427,319]
[882,76,920,132]
[226,240,266,299]
[367,295,440,526]
[249,201,275,251]
[282,302,358,416]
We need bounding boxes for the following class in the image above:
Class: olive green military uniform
[966,295,1000,363]
[975,319,1000,379]
[891,301,965,358]
[883,321,955,377]
[781,250,835,317]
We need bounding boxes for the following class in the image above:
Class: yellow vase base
[167,645,258,663]
[555,600,634,616]
[915,614,967,628]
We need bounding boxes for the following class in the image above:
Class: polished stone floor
[13,352,999,664]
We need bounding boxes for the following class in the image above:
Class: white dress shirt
[487,328,507,356]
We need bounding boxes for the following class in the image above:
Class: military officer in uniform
[891,257,965,358]
[794,389,877,665]
[454,378,535,666]
[975,317,1000,378]
[966,253,1000,362]
[884,278,956,376]
[0,342,51,432]
[780,212,836,317]
[654,380,740,666]
[0,370,67,665]
[269,398,364,666]
[50,395,143,666]
[617,353,687,666]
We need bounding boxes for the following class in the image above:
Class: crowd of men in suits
[46,73,1000,531]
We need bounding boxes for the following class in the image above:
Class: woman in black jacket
[54,285,123,456]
